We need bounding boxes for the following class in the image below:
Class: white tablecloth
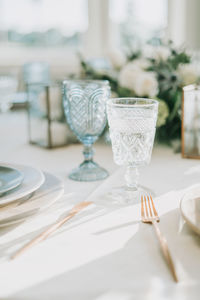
[0,112,200,300]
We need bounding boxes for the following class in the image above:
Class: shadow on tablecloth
[5,207,200,300]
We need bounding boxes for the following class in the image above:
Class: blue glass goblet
[63,80,110,181]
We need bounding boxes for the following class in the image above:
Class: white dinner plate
[0,166,23,195]
[0,163,44,205]
[180,185,200,235]
[0,172,64,227]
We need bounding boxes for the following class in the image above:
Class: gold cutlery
[141,194,178,282]
[11,201,92,260]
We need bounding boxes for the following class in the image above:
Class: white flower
[144,45,170,61]
[157,100,169,127]
[119,62,158,97]
[119,62,140,91]
[132,58,151,70]
[133,71,158,97]
[108,49,126,69]
[178,64,199,86]
[154,46,171,61]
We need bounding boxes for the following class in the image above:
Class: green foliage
[78,41,196,142]
[126,50,142,61]
[168,49,190,68]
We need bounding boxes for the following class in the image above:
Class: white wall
[168,0,200,50]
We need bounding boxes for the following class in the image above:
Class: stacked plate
[180,186,200,236]
[0,163,64,227]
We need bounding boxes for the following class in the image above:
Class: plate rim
[0,166,24,194]
[0,172,64,227]
[0,163,45,205]
[180,185,200,236]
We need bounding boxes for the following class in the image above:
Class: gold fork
[11,201,92,260]
[141,194,178,282]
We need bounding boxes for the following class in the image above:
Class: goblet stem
[124,166,139,191]
[67,143,108,181]
[83,144,94,161]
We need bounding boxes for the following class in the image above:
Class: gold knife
[11,201,92,260]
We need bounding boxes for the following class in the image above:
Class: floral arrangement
[79,40,199,142]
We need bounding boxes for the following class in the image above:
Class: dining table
[0,110,200,300]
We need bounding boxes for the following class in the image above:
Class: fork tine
[141,195,145,219]
[150,195,160,221]
[141,194,178,282]
[150,195,160,222]
[147,195,153,218]
[144,195,149,218]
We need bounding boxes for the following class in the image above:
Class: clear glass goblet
[63,80,110,181]
[107,98,158,204]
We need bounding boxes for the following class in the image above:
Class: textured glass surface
[63,81,109,145]
[63,80,110,181]
[106,98,158,204]
[107,104,157,166]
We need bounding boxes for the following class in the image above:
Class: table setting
[0,162,64,227]
[0,77,200,300]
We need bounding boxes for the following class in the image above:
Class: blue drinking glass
[63,80,110,181]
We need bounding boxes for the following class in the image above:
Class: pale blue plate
[0,166,23,196]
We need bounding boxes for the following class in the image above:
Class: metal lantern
[27,81,76,148]
[182,84,200,158]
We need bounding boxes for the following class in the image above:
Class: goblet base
[105,185,155,206]
[69,160,109,182]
